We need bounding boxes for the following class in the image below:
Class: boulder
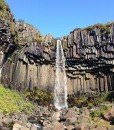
[20,126,30,130]
[43,120,50,126]
[13,123,22,130]
[31,124,41,130]
[65,108,78,119]
[104,105,114,121]
[0,126,10,130]
[75,123,90,130]
[51,111,61,123]
[43,124,53,130]
[52,122,65,130]
[66,125,75,130]
[2,117,13,128]
[65,117,78,126]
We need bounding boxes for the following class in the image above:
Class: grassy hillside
[0,0,15,35]
[0,0,10,19]
[0,84,34,115]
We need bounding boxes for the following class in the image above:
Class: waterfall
[0,68,1,78]
[54,40,68,110]
[0,51,4,81]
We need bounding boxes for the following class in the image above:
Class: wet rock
[30,124,41,130]
[51,111,61,122]
[28,116,38,124]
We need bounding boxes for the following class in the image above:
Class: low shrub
[90,105,110,118]
[68,91,113,108]
[106,91,114,101]
[24,87,53,106]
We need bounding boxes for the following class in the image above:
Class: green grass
[0,84,34,115]
[0,0,5,8]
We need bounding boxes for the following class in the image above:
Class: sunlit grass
[0,84,34,115]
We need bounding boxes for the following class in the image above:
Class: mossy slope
[0,84,34,115]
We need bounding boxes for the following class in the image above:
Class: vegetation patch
[0,0,5,10]
[0,84,34,115]
[68,91,114,108]
[90,104,111,118]
[24,87,53,106]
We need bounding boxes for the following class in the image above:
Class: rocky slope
[10,103,114,130]
[0,0,114,95]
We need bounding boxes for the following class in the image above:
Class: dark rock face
[61,24,114,94]
[15,20,42,45]
[0,0,114,94]
[0,2,17,81]
[0,19,16,61]
[1,21,114,94]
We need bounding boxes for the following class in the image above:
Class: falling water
[0,51,4,81]
[54,40,68,110]
[0,68,2,81]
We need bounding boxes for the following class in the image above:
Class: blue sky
[6,0,114,37]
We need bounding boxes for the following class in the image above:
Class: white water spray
[0,68,2,81]
[0,51,4,81]
[54,40,68,110]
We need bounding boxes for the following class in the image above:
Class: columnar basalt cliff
[1,22,114,95]
[0,0,114,94]
[0,0,17,81]
[62,24,114,94]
